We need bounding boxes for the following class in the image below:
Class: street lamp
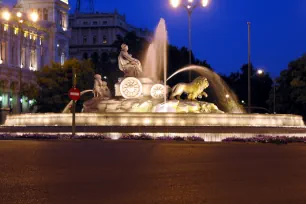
[30,12,38,22]
[257,69,264,75]
[170,0,210,82]
[2,10,11,21]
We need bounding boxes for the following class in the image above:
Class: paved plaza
[1,140,306,204]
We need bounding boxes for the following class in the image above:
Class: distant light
[0,96,2,102]
[226,94,230,99]
[187,5,192,9]
[104,76,107,79]
[29,100,33,105]
[57,44,60,47]
[16,12,22,18]
[188,0,193,3]
[9,97,12,102]
[170,0,181,8]
[2,11,11,21]
[241,100,245,104]
[19,19,23,23]
[20,98,23,103]
[202,0,209,7]
[30,12,39,22]
[257,69,264,75]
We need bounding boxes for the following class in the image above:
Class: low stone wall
[4,113,305,127]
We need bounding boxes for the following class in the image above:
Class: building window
[103,21,107,25]
[83,53,88,60]
[61,53,65,65]
[21,48,25,68]
[0,42,4,64]
[43,8,48,21]
[103,36,107,44]
[0,42,5,64]
[93,21,98,25]
[83,21,89,25]
[11,44,15,65]
[93,36,97,44]
[38,8,42,20]
[59,11,66,28]
[4,24,8,31]
[30,50,36,71]
[83,36,87,44]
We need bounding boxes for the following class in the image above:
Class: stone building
[0,0,70,123]
[69,10,152,60]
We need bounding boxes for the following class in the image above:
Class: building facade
[69,10,152,60]
[0,0,70,123]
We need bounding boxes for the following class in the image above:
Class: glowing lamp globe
[202,0,209,7]
[2,11,11,21]
[257,69,264,75]
[30,12,39,22]
[16,12,22,18]
[170,0,181,8]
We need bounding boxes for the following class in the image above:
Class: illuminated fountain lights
[1,18,306,141]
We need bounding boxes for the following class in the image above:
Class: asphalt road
[1,140,306,204]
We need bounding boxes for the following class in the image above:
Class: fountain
[2,19,305,141]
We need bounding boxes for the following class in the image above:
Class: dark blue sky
[5,0,306,76]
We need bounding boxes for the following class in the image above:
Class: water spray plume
[167,65,245,113]
[143,19,168,82]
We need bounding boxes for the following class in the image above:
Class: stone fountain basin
[3,113,305,127]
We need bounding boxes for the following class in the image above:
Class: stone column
[0,93,10,124]
[17,32,22,68]
[25,45,30,69]
[36,37,41,70]
[12,93,21,114]
[22,96,29,113]
[6,28,11,66]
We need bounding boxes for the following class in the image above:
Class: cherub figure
[93,74,111,98]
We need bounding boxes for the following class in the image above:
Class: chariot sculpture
[116,43,167,99]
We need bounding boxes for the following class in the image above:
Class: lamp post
[273,78,277,114]
[247,22,251,113]
[170,0,210,82]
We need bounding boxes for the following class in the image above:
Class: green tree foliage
[267,55,306,118]
[35,59,95,113]
[223,64,273,112]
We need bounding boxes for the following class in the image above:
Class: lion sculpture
[170,76,209,100]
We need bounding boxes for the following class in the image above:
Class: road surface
[0,140,306,204]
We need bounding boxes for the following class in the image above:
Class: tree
[35,59,95,113]
[223,64,273,112]
[267,55,306,118]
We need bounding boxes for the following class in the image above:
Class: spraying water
[143,18,168,82]
[167,65,245,113]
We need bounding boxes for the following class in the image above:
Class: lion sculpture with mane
[170,76,209,100]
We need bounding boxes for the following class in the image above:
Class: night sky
[4,0,306,76]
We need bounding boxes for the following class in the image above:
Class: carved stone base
[83,97,224,114]
[115,77,156,98]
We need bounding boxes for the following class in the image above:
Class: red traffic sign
[68,88,81,101]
